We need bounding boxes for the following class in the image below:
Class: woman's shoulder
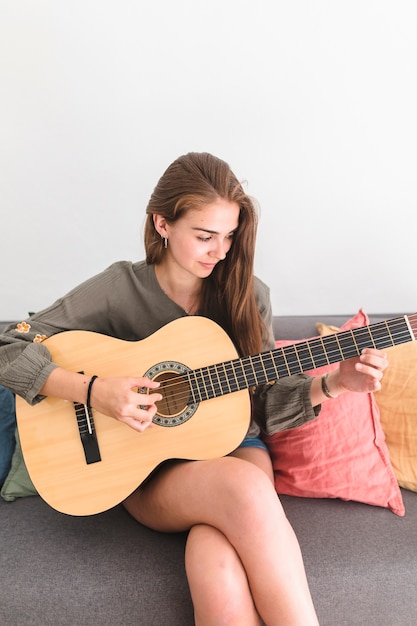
[99,260,154,285]
[253,275,271,305]
[103,259,148,276]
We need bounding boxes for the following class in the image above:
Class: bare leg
[185,524,262,626]
[123,451,319,625]
[185,448,272,625]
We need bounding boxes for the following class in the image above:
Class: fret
[282,345,301,376]
[355,326,376,350]
[280,347,292,377]
[258,354,268,384]
[211,365,222,396]
[294,342,315,372]
[200,366,214,400]
[318,335,343,366]
[230,359,247,390]
[272,349,292,378]
[334,333,343,360]
[335,330,362,360]
[186,372,198,404]
[259,351,279,383]
[350,330,360,356]
[239,359,250,389]
[241,355,259,386]
[189,369,203,402]
[246,356,260,386]
[350,324,387,353]
[206,365,220,399]
[224,361,240,392]
[353,326,378,351]
[374,321,394,348]
[195,369,207,401]
[221,362,233,394]
[308,338,329,369]
[267,350,279,379]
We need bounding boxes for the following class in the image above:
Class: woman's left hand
[329,348,389,395]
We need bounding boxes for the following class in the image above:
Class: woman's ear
[153,214,168,238]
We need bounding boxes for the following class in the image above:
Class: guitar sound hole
[154,371,191,418]
[139,360,198,427]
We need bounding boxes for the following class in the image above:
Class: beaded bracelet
[86,375,98,408]
[321,373,338,399]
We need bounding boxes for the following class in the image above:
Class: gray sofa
[1,315,417,626]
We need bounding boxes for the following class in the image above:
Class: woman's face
[155,199,240,280]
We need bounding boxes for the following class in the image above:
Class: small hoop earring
[163,237,168,249]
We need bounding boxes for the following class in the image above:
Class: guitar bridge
[73,401,101,465]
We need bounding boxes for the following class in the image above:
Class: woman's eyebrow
[192,227,237,235]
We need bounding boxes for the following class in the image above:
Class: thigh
[123,451,276,533]
[123,457,235,531]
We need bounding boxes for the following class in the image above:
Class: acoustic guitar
[16,314,417,516]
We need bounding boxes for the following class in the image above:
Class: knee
[219,456,282,517]
[185,525,260,625]
[185,524,237,575]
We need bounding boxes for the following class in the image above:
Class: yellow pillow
[375,342,417,492]
[315,322,339,336]
[316,322,417,492]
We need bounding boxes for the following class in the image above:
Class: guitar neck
[188,313,417,402]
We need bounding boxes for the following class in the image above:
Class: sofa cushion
[263,310,405,516]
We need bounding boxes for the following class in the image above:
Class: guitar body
[16,317,251,516]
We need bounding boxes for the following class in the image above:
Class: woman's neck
[154,263,202,315]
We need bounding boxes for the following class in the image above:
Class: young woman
[0,152,387,625]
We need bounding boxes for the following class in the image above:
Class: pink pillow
[263,310,405,516]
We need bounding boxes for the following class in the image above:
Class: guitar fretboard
[186,314,416,402]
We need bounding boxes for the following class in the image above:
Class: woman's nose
[210,240,227,260]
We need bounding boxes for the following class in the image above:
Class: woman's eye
[198,236,211,242]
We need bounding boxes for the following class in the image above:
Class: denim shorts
[238,435,268,451]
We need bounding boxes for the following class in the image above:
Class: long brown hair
[144,152,265,356]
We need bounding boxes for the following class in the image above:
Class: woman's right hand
[89,376,162,432]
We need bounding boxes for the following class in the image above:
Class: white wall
[1,0,416,320]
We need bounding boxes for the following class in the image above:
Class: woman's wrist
[321,371,345,399]
[40,368,93,405]
[321,373,338,398]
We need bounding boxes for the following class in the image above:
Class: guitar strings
[155,317,415,401]
[148,316,416,407]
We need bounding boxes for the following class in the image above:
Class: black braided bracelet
[321,373,338,399]
[86,375,98,408]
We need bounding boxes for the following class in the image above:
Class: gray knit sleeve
[0,321,59,404]
[252,376,321,435]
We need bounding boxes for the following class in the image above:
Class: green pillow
[0,429,38,501]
